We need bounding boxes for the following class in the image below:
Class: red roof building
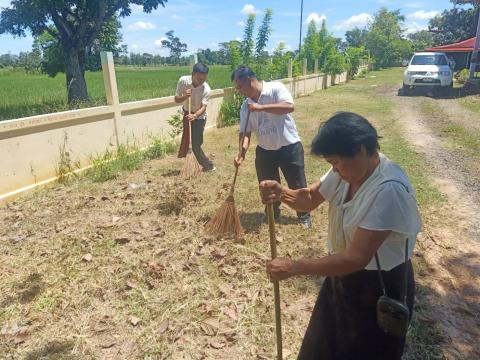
[426,37,477,52]
[425,37,478,70]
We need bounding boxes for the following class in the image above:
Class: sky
[0,0,456,56]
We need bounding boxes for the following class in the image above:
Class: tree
[345,27,367,48]
[241,13,256,65]
[0,1,167,104]
[429,7,479,46]
[35,16,124,77]
[228,41,242,71]
[17,49,41,73]
[318,20,338,72]
[301,20,320,71]
[0,53,18,67]
[345,46,368,78]
[324,51,347,75]
[365,8,412,68]
[161,30,187,64]
[255,9,273,58]
[408,30,434,52]
[450,0,480,7]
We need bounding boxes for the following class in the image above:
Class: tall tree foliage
[301,20,320,71]
[428,7,479,46]
[298,19,346,75]
[255,8,273,58]
[34,16,124,77]
[345,27,368,48]
[0,0,167,103]
[161,30,187,64]
[408,30,434,52]
[365,8,412,68]
[236,8,273,78]
[241,13,256,65]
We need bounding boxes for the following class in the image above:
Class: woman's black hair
[311,112,380,157]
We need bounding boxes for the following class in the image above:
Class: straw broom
[205,111,251,239]
[180,94,202,179]
[205,164,244,238]
[266,203,283,360]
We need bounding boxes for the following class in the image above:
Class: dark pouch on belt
[376,294,410,338]
[374,237,410,339]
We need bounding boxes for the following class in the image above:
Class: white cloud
[209,42,219,49]
[305,13,327,27]
[241,4,259,15]
[131,44,140,50]
[404,21,428,35]
[171,13,183,20]
[128,21,156,31]
[154,37,167,47]
[334,13,372,31]
[236,21,245,27]
[407,10,440,21]
[235,37,242,41]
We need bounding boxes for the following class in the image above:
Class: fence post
[288,59,295,98]
[303,59,307,95]
[314,59,319,90]
[100,51,121,148]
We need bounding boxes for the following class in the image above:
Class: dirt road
[388,85,480,359]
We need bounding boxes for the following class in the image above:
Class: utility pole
[299,0,304,53]
[468,5,480,80]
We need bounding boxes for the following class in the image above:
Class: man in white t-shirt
[231,65,311,228]
[175,62,215,171]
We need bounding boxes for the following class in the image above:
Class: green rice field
[0,65,232,121]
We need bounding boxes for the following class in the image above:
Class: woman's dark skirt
[298,261,415,360]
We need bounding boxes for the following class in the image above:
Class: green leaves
[161,30,188,64]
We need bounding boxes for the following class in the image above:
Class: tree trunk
[64,47,89,104]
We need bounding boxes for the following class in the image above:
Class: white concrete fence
[0,53,358,205]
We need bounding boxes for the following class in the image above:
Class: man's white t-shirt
[318,153,422,271]
[175,75,211,115]
[239,81,301,151]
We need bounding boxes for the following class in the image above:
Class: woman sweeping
[259,112,421,360]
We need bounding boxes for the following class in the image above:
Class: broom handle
[266,203,283,360]
[188,93,192,147]
[230,166,239,196]
[230,110,251,195]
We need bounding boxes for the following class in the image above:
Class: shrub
[455,69,470,84]
[219,90,245,127]
[167,110,183,139]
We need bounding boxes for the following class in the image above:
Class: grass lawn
[0,68,451,359]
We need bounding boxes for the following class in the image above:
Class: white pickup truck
[403,52,454,93]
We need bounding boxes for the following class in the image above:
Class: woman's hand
[259,180,283,204]
[266,257,297,281]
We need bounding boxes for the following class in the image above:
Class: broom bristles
[206,195,244,238]
[181,151,202,179]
